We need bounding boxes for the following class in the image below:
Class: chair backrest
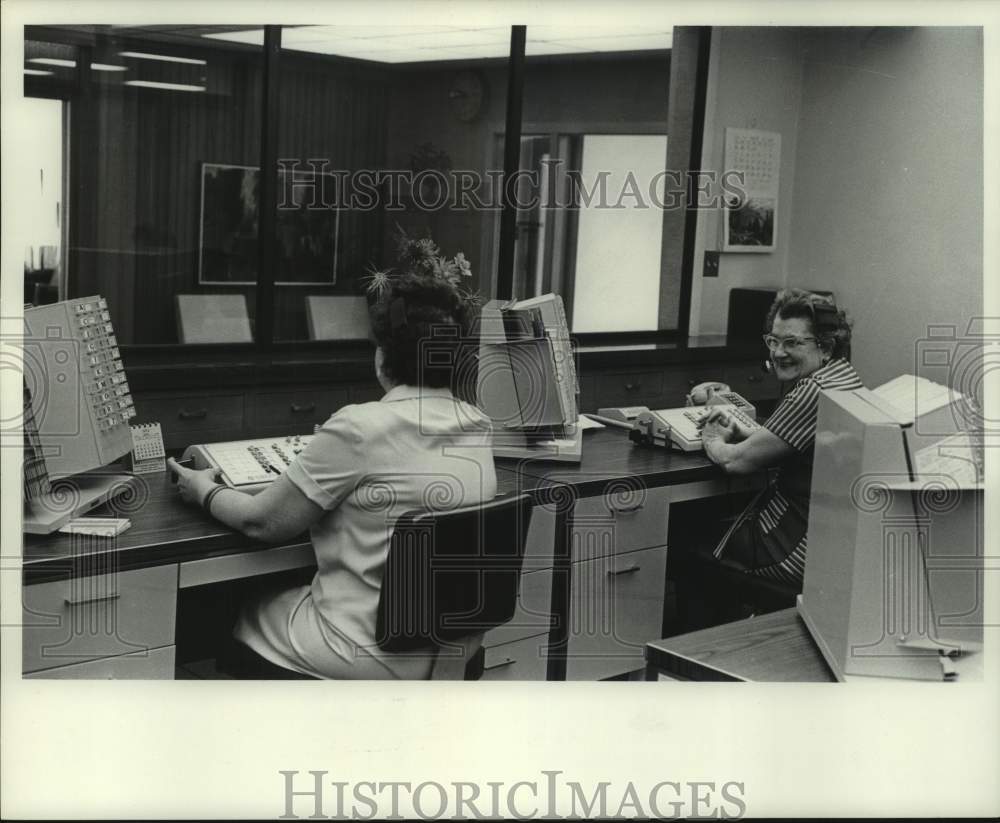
[375,494,533,653]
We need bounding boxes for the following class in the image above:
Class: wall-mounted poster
[198,162,339,286]
[723,128,780,253]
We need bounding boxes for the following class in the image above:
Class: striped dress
[720,358,863,585]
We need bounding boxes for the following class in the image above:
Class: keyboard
[182,434,314,493]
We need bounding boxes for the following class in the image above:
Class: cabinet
[131,380,383,449]
[479,633,550,681]
[25,646,176,679]
[579,358,779,415]
[564,545,668,680]
[481,487,673,680]
[23,564,178,675]
[132,391,245,450]
[252,387,350,436]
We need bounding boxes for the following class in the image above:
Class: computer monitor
[22,296,139,533]
[798,377,984,681]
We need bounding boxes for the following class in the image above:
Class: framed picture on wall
[198,162,340,286]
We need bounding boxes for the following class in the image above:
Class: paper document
[873,374,964,424]
[912,432,982,487]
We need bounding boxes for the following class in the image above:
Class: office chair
[375,493,533,680]
[221,493,533,680]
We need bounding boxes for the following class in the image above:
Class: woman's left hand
[700,418,732,445]
[167,457,223,506]
[699,407,738,443]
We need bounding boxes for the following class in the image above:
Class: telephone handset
[686,380,730,406]
[686,381,757,416]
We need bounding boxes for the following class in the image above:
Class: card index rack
[23,295,136,481]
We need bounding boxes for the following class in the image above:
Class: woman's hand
[167,457,222,507]
[699,407,753,443]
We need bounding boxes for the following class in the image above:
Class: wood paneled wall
[70,49,388,344]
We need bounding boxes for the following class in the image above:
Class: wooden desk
[645,608,836,682]
[22,429,746,680]
[489,428,758,681]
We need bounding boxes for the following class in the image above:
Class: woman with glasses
[676,289,862,629]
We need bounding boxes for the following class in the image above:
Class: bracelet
[202,484,229,514]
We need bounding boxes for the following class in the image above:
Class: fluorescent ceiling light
[28,58,130,71]
[24,68,54,76]
[119,51,207,65]
[288,25,461,40]
[124,80,206,92]
[28,57,76,67]
[202,29,263,46]
[535,33,673,52]
[202,25,672,62]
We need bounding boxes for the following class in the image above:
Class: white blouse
[235,384,496,679]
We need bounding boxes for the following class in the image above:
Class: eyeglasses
[762,334,818,352]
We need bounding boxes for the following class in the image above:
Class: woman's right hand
[699,407,753,443]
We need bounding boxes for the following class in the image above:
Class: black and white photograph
[725,194,776,249]
[2,1,997,820]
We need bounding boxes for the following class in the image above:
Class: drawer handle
[610,502,644,515]
[64,592,120,607]
[178,408,208,420]
[290,402,316,414]
[483,656,517,671]
[607,564,641,578]
[624,382,641,391]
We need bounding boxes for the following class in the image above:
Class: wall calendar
[723,128,780,252]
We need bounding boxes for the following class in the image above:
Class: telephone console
[182,435,313,494]
[628,404,759,451]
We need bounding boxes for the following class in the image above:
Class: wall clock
[448,70,487,122]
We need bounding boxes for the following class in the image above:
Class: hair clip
[389,296,408,331]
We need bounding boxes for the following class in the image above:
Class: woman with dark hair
[675,289,863,627]
[168,242,495,678]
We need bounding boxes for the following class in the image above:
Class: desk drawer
[593,370,664,408]
[571,486,670,562]
[133,392,244,448]
[253,387,349,435]
[522,506,555,570]
[723,364,778,407]
[23,564,178,673]
[483,568,554,647]
[565,545,668,680]
[25,645,176,680]
[480,633,549,681]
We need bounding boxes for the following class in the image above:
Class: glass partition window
[571,134,668,332]
[203,25,510,343]
[24,26,263,345]
[22,24,693,347]
[18,96,65,307]
[516,27,674,333]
